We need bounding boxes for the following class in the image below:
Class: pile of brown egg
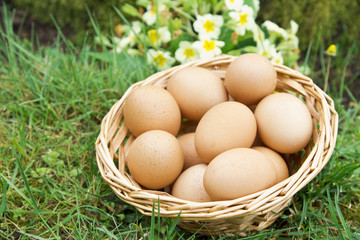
[123,53,313,202]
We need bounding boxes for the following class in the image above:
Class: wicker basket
[95,55,338,236]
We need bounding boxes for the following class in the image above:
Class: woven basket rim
[95,54,338,234]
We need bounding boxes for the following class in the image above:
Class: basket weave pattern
[95,55,338,236]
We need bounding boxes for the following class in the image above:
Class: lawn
[1,5,359,240]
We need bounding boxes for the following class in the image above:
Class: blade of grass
[298,194,308,230]
[326,188,345,239]
[301,41,312,73]
[11,118,59,239]
[49,14,75,52]
[157,197,161,239]
[338,43,356,100]
[166,210,182,239]
[150,200,155,240]
[334,186,353,238]
[0,164,19,218]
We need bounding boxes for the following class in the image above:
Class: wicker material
[95,55,338,236]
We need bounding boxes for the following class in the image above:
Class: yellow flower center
[239,13,248,26]
[149,30,161,44]
[262,51,269,56]
[151,6,157,15]
[230,0,235,3]
[154,53,166,66]
[183,48,195,59]
[203,20,215,33]
[203,40,216,52]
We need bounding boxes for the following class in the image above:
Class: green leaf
[241,45,258,53]
[172,18,182,30]
[226,49,243,56]
[121,3,141,18]
[183,0,197,14]
[136,0,149,8]
[219,27,236,53]
[214,1,225,13]
[36,167,53,176]
[88,51,112,62]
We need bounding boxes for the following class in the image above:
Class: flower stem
[324,57,331,93]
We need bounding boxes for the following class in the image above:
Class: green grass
[1,5,360,239]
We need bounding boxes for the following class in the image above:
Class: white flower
[193,39,225,59]
[142,2,166,26]
[113,21,142,52]
[147,49,175,70]
[147,26,171,46]
[287,20,299,48]
[127,48,142,56]
[277,20,300,51]
[252,0,260,14]
[175,41,200,63]
[225,0,244,11]
[271,51,284,65]
[95,35,112,47]
[229,5,255,35]
[262,20,288,39]
[193,14,224,40]
[251,25,265,44]
[257,39,277,59]
[290,20,299,35]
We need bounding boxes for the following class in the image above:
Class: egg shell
[127,130,184,190]
[124,85,181,137]
[171,164,212,202]
[252,146,289,183]
[177,133,206,171]
[254,92,313,154]
[224,53,277,105]
[167,67,228,121]
[195,101,257,163]
[203,148,278,201]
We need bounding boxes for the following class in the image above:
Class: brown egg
[171,164,212,202]
[203,148,277,201]
[254,93,313,154]
[167,67,228,121]
[124,85,181,137]
[195,101,257,163]
[127,130,184,189]
[224,53,277,105]
[252,146,289,183]
[177,133,206,170]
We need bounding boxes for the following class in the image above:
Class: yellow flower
[203,40,216,51]
[147,49,175,70]
[238,13,248,26]
[193,39,225,59]
[142,2,166,26]
[175,41,199,63]
[147,27,171,46]
[183,49,195,58]
[153,53,166,67]
[193,14,224,40]
[229,5,255,36]
[203,20,215,33]
[148,30,158,44]
[326,44,337,57]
